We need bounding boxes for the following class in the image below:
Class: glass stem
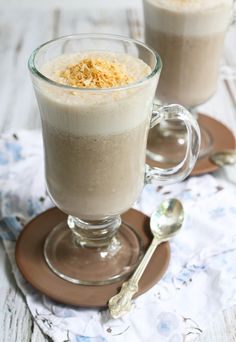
[67,215,121,248]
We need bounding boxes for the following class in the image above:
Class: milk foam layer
[36,52,155,136]
[144,0,233,36]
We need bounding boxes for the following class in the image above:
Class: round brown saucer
[15,207,170,308]
[147,113,236,176]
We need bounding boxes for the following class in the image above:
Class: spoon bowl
[210,149,236,167]
[150,198,184,240]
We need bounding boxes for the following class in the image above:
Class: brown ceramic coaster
[15,207,170,308]
[147,113,236,176]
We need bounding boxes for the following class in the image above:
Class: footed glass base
[147,120,213,164]
[44,219,143,285]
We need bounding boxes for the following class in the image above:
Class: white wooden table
[0,5,236,342]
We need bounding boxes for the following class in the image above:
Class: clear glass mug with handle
[28,34,200,285]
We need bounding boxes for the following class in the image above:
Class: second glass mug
[29,34,200,285]
[143,0,235,163]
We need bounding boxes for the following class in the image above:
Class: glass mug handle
[145,103,201,185]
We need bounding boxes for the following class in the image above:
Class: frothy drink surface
[144,0,232,107]
[36,52,155,220]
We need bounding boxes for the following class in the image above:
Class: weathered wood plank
[199,305,236,342]
[0,10,56,132]
[58,8,130,36]
[0,242,47,342]
[0,286,49,342]
[3,0,142,10]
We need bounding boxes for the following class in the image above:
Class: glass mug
[28,34,200,285]
[143,0,234,163]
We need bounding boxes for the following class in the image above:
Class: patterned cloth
[1,130,236,342]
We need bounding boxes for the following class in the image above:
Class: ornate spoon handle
[108,236,160,318]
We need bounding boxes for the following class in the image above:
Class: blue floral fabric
[0,131,236,342]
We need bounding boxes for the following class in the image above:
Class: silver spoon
[210,149,236,167]
[108,198,184,319]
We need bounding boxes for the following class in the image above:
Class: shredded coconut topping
[59,58,134,88]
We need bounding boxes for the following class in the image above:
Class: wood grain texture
[0,287,50,342]
[0,6,236,342]
[199,305,236,342]
[1,0,142,10]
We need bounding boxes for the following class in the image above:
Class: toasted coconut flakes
[59,58,134,88]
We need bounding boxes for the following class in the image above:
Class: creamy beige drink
[143,0,233,107]
[35,52,156,220]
